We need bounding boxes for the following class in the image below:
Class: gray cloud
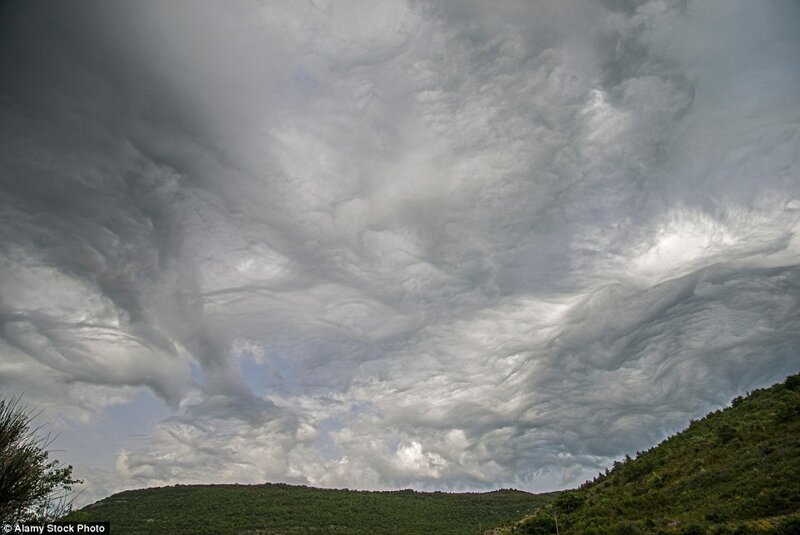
[1,0,798,503]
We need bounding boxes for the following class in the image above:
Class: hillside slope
[67,484,555,534]
[511,373,800,534]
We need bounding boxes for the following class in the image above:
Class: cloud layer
[1,0,799,503]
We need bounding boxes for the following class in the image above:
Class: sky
[1,0,799,506]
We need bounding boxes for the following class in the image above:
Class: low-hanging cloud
[1,0,799,503]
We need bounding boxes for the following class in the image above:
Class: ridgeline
[67,484,555,534]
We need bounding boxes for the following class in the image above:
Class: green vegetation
[0,395,82,524]
[506,373,800,534]
[67,484,555,534]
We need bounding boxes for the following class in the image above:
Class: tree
[0,395,82,524]
[519,511,558,535]
[553,491,585,514]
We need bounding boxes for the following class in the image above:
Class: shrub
[554,491,586,514]
[681,524,707,535]
[778,517,800,535]
[0,396,82,523]
[520,512,558,535]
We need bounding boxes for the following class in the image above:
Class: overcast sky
[1,0,799,505]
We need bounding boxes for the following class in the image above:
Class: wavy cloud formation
[1,0,798,503]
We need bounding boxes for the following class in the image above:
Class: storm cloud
[1,0,799,503]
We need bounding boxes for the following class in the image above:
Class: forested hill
[510,372,800,534]
[67,484,555,534]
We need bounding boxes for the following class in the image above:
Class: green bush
[0,396,82,524]
[778,516,800,534]
[519,512,558,535]
[554,492,586,513]
[681,524,707,535]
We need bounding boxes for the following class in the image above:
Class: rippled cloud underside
[1,0,799,503]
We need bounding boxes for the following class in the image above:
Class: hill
[66,484,555,534]
[507,373,800,534]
